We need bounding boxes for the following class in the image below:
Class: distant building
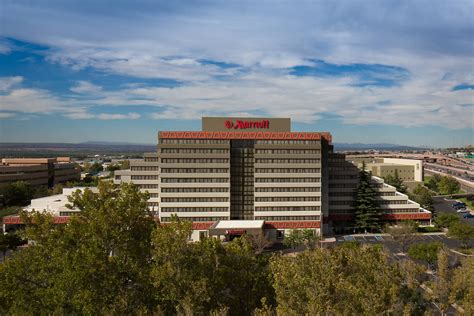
[0,157,80,188]
[349,157,423,182]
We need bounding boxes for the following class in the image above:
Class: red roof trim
[159,131,332,142]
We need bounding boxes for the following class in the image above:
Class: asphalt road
[433,196,474,227]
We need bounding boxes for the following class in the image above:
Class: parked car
[463,213,474,219]
[456,208,468,213]
[453,202,467,209]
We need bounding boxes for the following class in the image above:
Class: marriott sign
[225,119,270,129]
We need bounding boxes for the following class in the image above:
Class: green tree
[438,176,460,195]
[434,213,459,229]
[425,174,442,192]
[106,163,121,172]
[450,257,474,314]
[354,162,381,232]
[448,222,474,249]
[270,244,417,315]
[283,229,320,249]
[411,184,435,213]
[88,162,104,174]
[151,218,274,315]
[0,182,156,314]
[433,248,451,314]
[384,169,407,193]
[0,232,25,258]
[407,242,443,265]
[0,181,35,207]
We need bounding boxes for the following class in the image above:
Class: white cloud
[0,112,15,118]
[96,112,140,120]
[0,76,23,92]
[71,81,103,94]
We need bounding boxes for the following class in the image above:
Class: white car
[456,208,468,213]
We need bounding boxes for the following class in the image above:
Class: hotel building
[113,117,431,241]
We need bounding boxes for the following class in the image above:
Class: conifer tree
[354,162,381,232]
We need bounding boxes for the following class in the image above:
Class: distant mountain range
[0,141,430,158]
[334,143,429,151]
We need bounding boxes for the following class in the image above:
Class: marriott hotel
[114,117,431,241]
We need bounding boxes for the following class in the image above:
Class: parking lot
[336,234,448,243]
[433,196,474,226]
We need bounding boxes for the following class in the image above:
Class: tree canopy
[353,162,381,232]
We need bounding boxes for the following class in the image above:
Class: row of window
[255,196,320,202]
[329,175,358,179]
[161,187,229,193]
[161,178,228,183]
[255,216,320,221]
[255,149,320,154]
[256,187,320,192]
[137,184,159,189]
[161,148,229,154]
[378,200,408,205]
[161,168,229,173]
[161,197,228,203]
[329,192,355,197]
[255,178,320,183]
[255,206,320,211]
[144,157,159,162]
[255,158,320,164]
[329,201,353,205]
[161,158,229,163]
[255,140,319,145]
[255,168,320,173]
[131,166,159,171]
[131,175,159,180]
[161,207,228,212]
[384,209,421,214]
[160,139,229,144]
[328,183,358,188]
[160,216,228,222]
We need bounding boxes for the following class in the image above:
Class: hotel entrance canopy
[208,220,265,236]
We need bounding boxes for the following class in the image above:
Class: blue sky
[0,1,473,147]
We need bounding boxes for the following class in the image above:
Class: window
[255,206,320,212]
[276,230,284,239]
[161,197,228,203]
[161,178,229,183]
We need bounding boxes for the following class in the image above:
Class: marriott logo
[225,119,270,129]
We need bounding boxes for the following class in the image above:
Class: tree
[0,181,157,314]
[354,162,381,232]
[434,213,459,229]
[383,169,407,193]
[433,248,451,314]
[385,221,418,252]
[87,162,104,174]
[407,242,443,265]
[151,218,274,314]
[246,232,273,254]
[0,232,24,258]
[448,222,474,249]
[106,164,121,172]
[438,176,460,195]
[0,181,35,207]
[270,244,418,315]
[426,174,442,192]
[283,229,320,249]
[411,184,435,213]
[450,257,474,314]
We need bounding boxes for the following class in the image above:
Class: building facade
[0,157,80,188]
[113,117,431,241]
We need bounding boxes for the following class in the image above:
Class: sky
[0,0,473,147]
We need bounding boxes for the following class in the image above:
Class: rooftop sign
[202,117,291,132]
[225,119,269,130]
